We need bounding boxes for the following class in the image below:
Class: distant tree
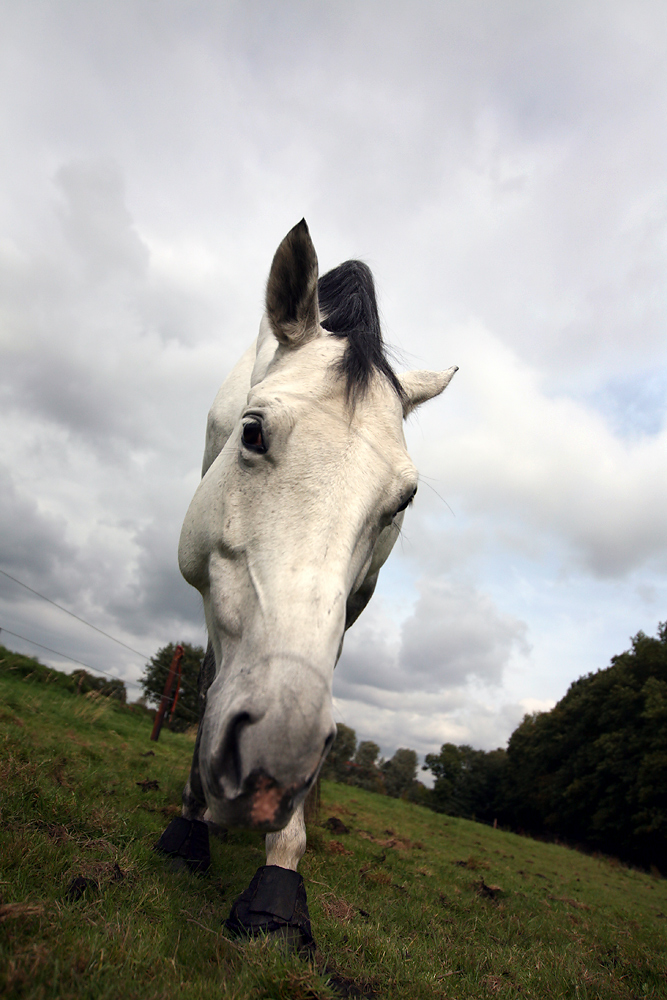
[349,740,385,793]
[405,781,433,807]
[501,623,667,871]
[320,723,357,782]
[424,743,506,823]
[382,748,418,798]
[141,642,204,732]
[71,672,127,703]
[0,646,127,702]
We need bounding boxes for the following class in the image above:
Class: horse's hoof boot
[225,865,315,955]
[153,817,211,873]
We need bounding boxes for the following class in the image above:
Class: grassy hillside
[1,648,666,999]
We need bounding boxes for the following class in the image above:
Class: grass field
[2,648,667,999]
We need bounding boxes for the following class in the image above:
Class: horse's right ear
[399,366,458,417]
[265,219,320,348]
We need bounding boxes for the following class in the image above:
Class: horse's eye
[395,487,417,514]
[241,419,266,453]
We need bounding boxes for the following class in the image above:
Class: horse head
[178,220,456,830]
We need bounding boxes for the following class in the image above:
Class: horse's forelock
[318,261,405,406]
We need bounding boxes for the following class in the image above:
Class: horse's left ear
[398,366,458,417]
[265,219,320,348]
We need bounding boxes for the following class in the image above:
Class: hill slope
[1,649,666,999]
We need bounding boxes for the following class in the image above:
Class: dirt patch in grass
[324,968,380,998]
[356,829,414,851]
[453,854,490,870]
[476,878,504,902]
[321,896,356,922]
[327,840,353,856]
[324,816,350,835]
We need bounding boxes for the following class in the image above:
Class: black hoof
[153,817,211,874]
[225,865,315,955]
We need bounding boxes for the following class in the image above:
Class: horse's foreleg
[153,644,215,872]
[265,801,307,870]
[225,799,314,952]
[180,718,207,821]
[153,729,212,871]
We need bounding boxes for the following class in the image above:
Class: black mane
[318,260,404,404]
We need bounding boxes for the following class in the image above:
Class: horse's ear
[399,366,458,417]
[265,219,320,348]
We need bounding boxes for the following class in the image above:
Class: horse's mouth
[204,768,311,831]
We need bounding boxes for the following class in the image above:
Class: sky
[1,0,666,768]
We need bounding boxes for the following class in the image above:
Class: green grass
[1,650,667,999]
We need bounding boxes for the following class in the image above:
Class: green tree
[424,743,505,822]
[349,740,385,793]
[382,747,418,798]
[141,642,204,732]
[72,672,127,702]
[405,781,433,806]
[501,623,667,871]
[320,723,357,782]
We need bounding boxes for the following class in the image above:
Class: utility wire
[0,567,153,662]
[0,568,198,692]
[0,626,128,682]
[0,626,198,719]
[0,621,196,697]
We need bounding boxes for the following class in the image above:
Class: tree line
[319,727,424,801]
[423,623,667,873]
[142,623,667,871]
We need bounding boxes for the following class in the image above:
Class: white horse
[156,220,456,949]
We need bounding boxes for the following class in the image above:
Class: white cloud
[333,582,529,755]
[400,578,529,684]
[407,323,667,577]
[336,577,527,696]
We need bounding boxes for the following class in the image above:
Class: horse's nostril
[216,711,252,791]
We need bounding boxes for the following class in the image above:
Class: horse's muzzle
[204,768,309,830]
[198,688,336,829]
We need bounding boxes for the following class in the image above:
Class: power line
[0,626,198,719]
[0,567,202,703]
[0,567,153,662]
[0,626,128,682]
[0,569,199,697]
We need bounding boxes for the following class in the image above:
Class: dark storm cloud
[108,518,204,639]
[400,579,528,685]
[0,157,224,466]
[1,160,151,448]
[55,161,149,281]
[0,464,74,581]
[336,578,528,698]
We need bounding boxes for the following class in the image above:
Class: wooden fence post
[150,644,184,742]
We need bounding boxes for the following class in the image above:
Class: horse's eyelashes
[241,419,267,453]
[395,487,418,514]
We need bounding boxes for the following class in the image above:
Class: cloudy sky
[1,1,666,766]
